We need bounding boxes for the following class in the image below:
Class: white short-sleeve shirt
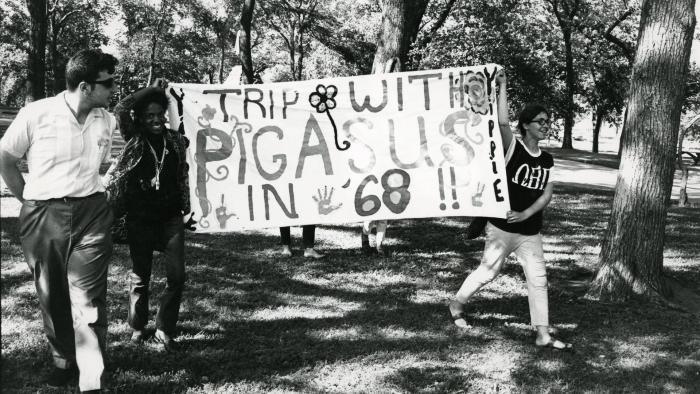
[0,92,116,200]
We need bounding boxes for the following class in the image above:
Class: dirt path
[553,158,700,203]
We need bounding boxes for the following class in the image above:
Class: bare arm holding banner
[495,69,513,153]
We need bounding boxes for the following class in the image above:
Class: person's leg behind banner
[361,221,374,255]
[374,220,388,254]
[302,225,323,259]
[279,226,292,256]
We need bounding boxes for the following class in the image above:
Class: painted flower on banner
[309,84,338,113]
[308,84,349,151]
[202,104,217,121]
[464,71,492,115]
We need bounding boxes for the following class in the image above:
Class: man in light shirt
[0,49,118,393]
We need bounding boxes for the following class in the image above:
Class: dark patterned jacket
[104,93,190,218]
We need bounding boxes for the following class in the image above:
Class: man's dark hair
[517,103,549,137]
[65,49,118,91]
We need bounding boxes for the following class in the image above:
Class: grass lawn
[2,184,699,393]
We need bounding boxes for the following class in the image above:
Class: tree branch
[428,0,457,36]
[604,7,635,63]
[259,4,294,52]
[308,14,375,73]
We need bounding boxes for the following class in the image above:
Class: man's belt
[41,192,104,203]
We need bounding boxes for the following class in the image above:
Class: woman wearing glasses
[104,79,192,351]
[449,69,572,350]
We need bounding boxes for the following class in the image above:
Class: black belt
[42,192,104,203]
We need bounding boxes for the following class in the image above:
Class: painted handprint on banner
[313,186,343,215]
[309,84,350,151]
[471,182,485,207]
[215,194,237,229]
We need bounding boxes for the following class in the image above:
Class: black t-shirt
[489,137,553,235]
[125,133,181,222]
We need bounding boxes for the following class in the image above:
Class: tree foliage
[0,0,696,159]
[412,0,639,146]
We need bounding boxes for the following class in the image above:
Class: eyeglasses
[88,77,116,88]
[529,119,550,127]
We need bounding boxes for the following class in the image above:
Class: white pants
[455,222,549,326]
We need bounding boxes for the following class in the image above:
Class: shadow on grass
[2,183,699,392]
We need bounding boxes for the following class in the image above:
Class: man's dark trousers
[18,193,113,390]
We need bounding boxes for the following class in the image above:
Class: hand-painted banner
[168,64,510,232]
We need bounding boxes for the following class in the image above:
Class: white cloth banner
[168,64,510,232]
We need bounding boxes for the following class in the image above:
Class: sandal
[536,338,573,351]
[448,301,471,329]
[451,312,471,329]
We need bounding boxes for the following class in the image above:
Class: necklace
[145,135,168,190]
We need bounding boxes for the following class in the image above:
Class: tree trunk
[48,8,80,94]
[147,32,159,86]
[675,115,700,207]
[678,167,689,207]
[49,15,64,94]
[218,44,225,83]
[561,26,574,149]
[592,106,604,153]
[26,0,48,103]
[48,18,58,95]
[588,0,695,302]
[147,0,171,86]
[239,0,256,84]
[296,28,305,81]
[371,0,429,74]
[547,0,579,150]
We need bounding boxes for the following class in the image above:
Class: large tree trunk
[371,0,429,74]
[26,0,48,103]
[239,0,255,84]
[588,0,695,302]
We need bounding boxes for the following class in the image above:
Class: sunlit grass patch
[249,295,364,320]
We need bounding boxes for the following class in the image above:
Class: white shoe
[280,246,292,257]
[303,248,324,259]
